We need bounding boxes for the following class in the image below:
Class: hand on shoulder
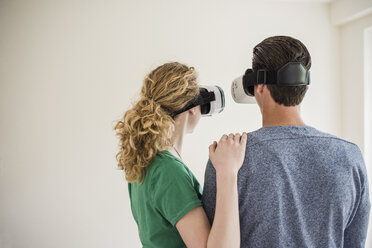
[208,132,247,176]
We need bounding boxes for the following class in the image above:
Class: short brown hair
[252,36,311,106]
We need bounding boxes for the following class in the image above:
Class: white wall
[340,14,372,149]
[330,0,372,25]
[0,0,341,247]
[365,26,372,248]
[338,11,372,248]
[339,12,372,154]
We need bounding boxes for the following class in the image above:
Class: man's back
[202,126,370,247]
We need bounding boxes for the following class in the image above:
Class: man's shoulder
[245,126,365,174]
[246,125,359,150]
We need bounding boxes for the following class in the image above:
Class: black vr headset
[231,62,310,104]
[171,86,225,118]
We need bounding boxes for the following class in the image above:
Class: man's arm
[343,179,370,247]
[344,146,371,247]
[177,133,247,248]
[201,159,217,224]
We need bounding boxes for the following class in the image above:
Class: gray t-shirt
[202,126,370,247]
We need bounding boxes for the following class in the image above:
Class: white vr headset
[171,85,225,117]
[171,62,309,118]
[231,62,311,104]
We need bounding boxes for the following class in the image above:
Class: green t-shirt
[128,150,203,248]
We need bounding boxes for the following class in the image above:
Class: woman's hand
[209,132,247,176]
[206,132,247,248]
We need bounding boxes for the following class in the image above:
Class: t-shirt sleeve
[151,159,202,226]
[343,145,371,247]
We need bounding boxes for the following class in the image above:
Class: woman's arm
[176,133,247,248]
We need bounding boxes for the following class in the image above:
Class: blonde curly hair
[114,62,199,183]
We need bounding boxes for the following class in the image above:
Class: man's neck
[262,104,306,127]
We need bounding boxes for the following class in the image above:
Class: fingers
[220,134,228,142]
[240,132,247,146]
[209,141,217,154]
[234,133,240,143]
[219,133,247,145]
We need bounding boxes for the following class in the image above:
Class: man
[202,36,370,247]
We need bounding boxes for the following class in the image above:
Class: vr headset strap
[170,91,215,118]
[243,69,277,85]
[243,63,310,86]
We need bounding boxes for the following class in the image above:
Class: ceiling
[259,0,337,2]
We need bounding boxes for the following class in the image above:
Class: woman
[114,62,247,247]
